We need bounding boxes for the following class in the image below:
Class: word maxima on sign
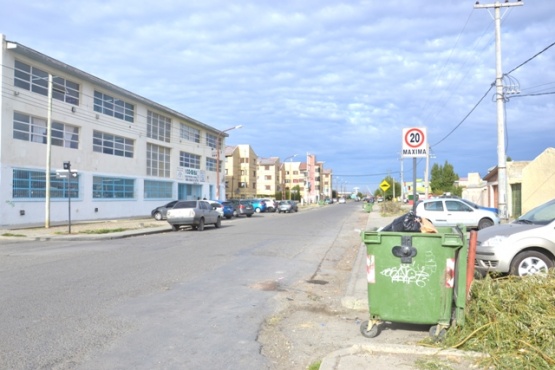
[402,127,427,158]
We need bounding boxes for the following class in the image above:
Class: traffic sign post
[402,127,427,212]
[60,162,78,234]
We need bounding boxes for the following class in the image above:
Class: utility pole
[474,0,523,221]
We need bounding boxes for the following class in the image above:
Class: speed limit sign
[402,127,427,158]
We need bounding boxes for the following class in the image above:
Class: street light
[216,125,242,200]
[282,154,297,200]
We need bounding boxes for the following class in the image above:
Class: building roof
[257,157,280,165]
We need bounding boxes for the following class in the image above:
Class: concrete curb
[319,343,485,370]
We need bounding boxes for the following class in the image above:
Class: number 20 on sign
[402,127,427,158]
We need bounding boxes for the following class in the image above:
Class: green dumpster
[363,203,373,213]
[360,226,467,339]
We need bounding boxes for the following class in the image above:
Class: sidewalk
[320,204,484,370]
[0,217,172,241]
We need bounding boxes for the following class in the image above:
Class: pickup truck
[166,200,221,231]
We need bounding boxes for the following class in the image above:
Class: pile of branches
[441,272,555,369]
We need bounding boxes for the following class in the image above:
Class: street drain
[306,279,328,285]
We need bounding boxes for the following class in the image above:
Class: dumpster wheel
[360,320,380,338]
[429,325,448,342]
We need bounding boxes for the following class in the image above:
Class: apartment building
[257,157,281,197]
[0,34,227,226]
[224,145,258,199]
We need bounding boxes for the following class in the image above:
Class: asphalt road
[0,202,361,369]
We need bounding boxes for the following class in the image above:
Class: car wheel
[198,218,205,231]
[510,251,553,276]
[172,224,179,231]
[215,217,221,228]
[226,215,232,219]
[478,218,494,229]
[154,212,163,221]
[233,211,238,217]
[255,208,261,213]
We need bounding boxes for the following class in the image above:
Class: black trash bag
[381,211,421,232]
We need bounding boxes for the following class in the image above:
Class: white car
[415,198,499,230]
[338,197,346,204]
[166,200,221,231]
[209,201,224,218]
[476,199,555,276]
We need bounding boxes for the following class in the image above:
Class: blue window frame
[93,176,134,199]
[13,169,79,199]
[144,180,173,199]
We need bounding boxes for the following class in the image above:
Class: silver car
[277,200,298,213]
[476,199,555,276]
[166,200,221,231]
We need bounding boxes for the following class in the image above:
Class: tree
[430,161,460,195]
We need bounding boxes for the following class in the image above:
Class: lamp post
[216,125,242,200]
[282,154,297,200]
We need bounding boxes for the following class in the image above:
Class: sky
[2,0,554,194]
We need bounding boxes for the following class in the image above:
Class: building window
[93,176,134,199]
[13,112,79,148]
[93,130,133,158]
[180,152,200,169]
[265,175,272,180]
[144,180,173,199]
[93,91,134,122]
[241,158,249,164]
[147,110,171,142]
[13,169,79,199]
[147,143,170,178]
[206,133,218,149]
[14,60,80,105]
[180,123,200,143]
[265,185,271,190]
[206,157,217,172]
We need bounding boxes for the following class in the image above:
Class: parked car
[229,200,255,217]
[476,198,555,277]
[415,198,499,230]
[166,200,221,231]
[262,198,278,212]
[218,201,235,219]
[278,200,298,213]
[209,201,224,218]
[248,199,267,213]
[151,200,179,221]
[338,197,346,204]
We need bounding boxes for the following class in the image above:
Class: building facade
[224,145,258,199]
[1,34,226,226]
[256,157,281,197]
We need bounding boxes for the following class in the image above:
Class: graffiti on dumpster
[380,250,438,287]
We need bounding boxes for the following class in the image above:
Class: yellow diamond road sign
[379,180,390,192]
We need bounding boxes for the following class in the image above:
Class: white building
[1,34,228,226]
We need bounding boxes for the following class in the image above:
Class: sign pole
[64,162,72,234]
[413,158,417,213]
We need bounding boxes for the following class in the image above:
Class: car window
[519,200,555,224]
[423,201,443,212]
[446,200,470,212]
[173,201,196,209]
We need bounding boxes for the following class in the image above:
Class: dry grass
[436,272,555,369]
